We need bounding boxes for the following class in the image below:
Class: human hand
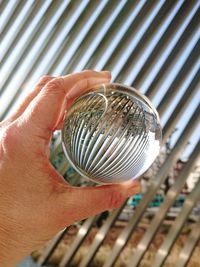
[0,71,140,266]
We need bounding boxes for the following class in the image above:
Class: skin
[0,71,140,266]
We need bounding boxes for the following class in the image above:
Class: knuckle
[45,77,65,93]
[0,120,10,128]
[82,69,93,74]
[108,190,125,209]
[1,125,16,141]
[81,77,89,89]
[82,69,97,77]
[38,75,53,87]
[0,124,19,153]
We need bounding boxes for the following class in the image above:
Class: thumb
[57,181,140,227]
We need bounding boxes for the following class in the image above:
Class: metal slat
[84,0,157,72]
[174,217,200,267]
[152,179,200,267]
[0,0,79,120]
[145,4,200,99]
[0,0,26,40]
[157,43,200,117]
[127,140,200,267]
[132,0,199,91]
[104,1,165,80]
[59,216,97,267]
[57,158,75,177]
[102,106,200,267]
[38,228,68,266]
[128,5,200,91]
[62,0,128,74]
[0,0,46,65]
[47,0,117,76]
[0,0,92,121]
[116,0,182,84]
[0,0,10,15]
[162,72,199,143]
[0,0,61,96]
[84,0,146,71]
[0,1,52,98]
[79,204,126,267]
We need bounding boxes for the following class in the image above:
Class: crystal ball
[62,83,162,184]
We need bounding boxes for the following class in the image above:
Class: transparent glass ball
[62,83,162,184]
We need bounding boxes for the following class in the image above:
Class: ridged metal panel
[174,217,200,267]
[0,1,199,267]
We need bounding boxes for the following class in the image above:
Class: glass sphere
[62,83,162,184]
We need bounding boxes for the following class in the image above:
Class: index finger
[19,70,111,139]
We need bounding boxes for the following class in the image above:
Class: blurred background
[0,0,200,266]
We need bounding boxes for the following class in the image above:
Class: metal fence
[1,0,200,267]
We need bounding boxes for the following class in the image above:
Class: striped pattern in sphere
[62,83,161,183]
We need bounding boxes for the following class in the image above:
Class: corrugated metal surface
[0,1,200,267]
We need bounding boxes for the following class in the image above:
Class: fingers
[19,71,111,139]
[6,76,53,123]
[58,180,141,227]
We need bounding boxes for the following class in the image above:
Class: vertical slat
[0,0,61,95]
[59,216,97,267]
[0,0,26,39]
[79,204,126,267]
[0,0,79,120]
[116,0,182,84]
[37,228,68,266]
[46,0,115,75]
[152,179,200,267]
[157,43,200,117]
[84,0,147,71]
[162,72,199,143]
[174,217,200,267]
[135,1,200,95]
[104,0,165,80]
[62,0,128,74]
[0,0,9,14]
[145,26,200,101]
[0,0,47,65]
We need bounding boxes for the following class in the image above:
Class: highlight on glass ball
[62,83,162,184]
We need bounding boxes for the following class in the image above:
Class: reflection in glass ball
[62,83,162,184]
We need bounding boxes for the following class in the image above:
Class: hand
[0,71,140,266]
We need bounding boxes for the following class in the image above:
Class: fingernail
[101,71,111,77]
